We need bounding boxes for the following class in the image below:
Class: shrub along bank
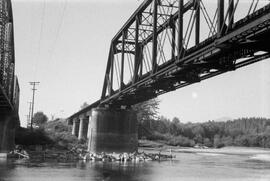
[15,119,87,151]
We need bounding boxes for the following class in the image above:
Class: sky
[11,0,270,127]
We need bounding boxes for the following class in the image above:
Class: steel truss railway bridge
[68,0,270,153]
[0,0,20,155]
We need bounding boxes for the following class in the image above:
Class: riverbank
[7,140,173,162]
[13,123,270,162]
[174,146,270,155]
[139,139,270,157]
[16,139,270,159]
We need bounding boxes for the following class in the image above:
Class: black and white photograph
[0,0,270,180]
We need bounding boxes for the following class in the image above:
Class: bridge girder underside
[99,0,270,107]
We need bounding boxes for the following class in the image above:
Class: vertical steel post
[139,44,143,77]
[101,46,113,98]
[109,45,114,96]
[139,48,143,77]
[152,0,158,73]
[228,0,234,30]
[120,31,125,90]
[170,16,176,61]
[217,0,224,35]
[133,15,140,83]
[178,0,184,59]
[195,0,200,45]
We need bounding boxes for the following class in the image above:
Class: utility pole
[25,115,29,127]
[27,101,32,128]
[29,82,40,131]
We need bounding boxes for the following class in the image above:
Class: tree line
[139,116,270,148]
[134,99,270,148]
[26,100,270,149]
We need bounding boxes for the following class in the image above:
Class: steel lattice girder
[100,0,270,107]
[0,0,17,112]
[69,0,270,120]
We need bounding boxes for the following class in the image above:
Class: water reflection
[0,151,270,181]
[75,160,154,181]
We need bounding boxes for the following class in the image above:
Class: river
[0,147,270,181]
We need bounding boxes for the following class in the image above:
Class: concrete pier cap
[88,107,138,153]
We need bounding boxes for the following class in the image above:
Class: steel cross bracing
[97,0,270,107]
[0,0,19,113]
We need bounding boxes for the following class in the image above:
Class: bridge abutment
[88,107,138,153]
[0,113,18,154]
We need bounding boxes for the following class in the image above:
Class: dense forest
[138,117,270,148]
[133,99,270,148]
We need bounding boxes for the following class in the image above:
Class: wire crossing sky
[12,0,270,127]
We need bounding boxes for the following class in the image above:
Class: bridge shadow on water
[75,160,155,181]
[0,159,161,181]
[1,151,270,181]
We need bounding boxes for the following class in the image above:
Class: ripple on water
[249,154,270,162]
[196,153,226,157]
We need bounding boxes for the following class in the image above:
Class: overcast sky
[11,0,270,127]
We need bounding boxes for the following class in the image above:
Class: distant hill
[214,117,232,122]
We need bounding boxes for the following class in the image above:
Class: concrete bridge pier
[0,113,18,154]
[71,118,79,137]
[87,114,92,139]
[78,115,89,140]
[88,107,138,153]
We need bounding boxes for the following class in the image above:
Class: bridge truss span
[0,0,20,153]
[0,0,19,113]
[100,0,270,107]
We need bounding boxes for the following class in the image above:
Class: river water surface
[1,147,270,181]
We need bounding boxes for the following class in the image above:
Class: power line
[48,0,68,62]
[34,0,46,80]
[29,82,40,131]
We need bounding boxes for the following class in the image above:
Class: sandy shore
[139,140,270,156]
[174,146,270,155]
